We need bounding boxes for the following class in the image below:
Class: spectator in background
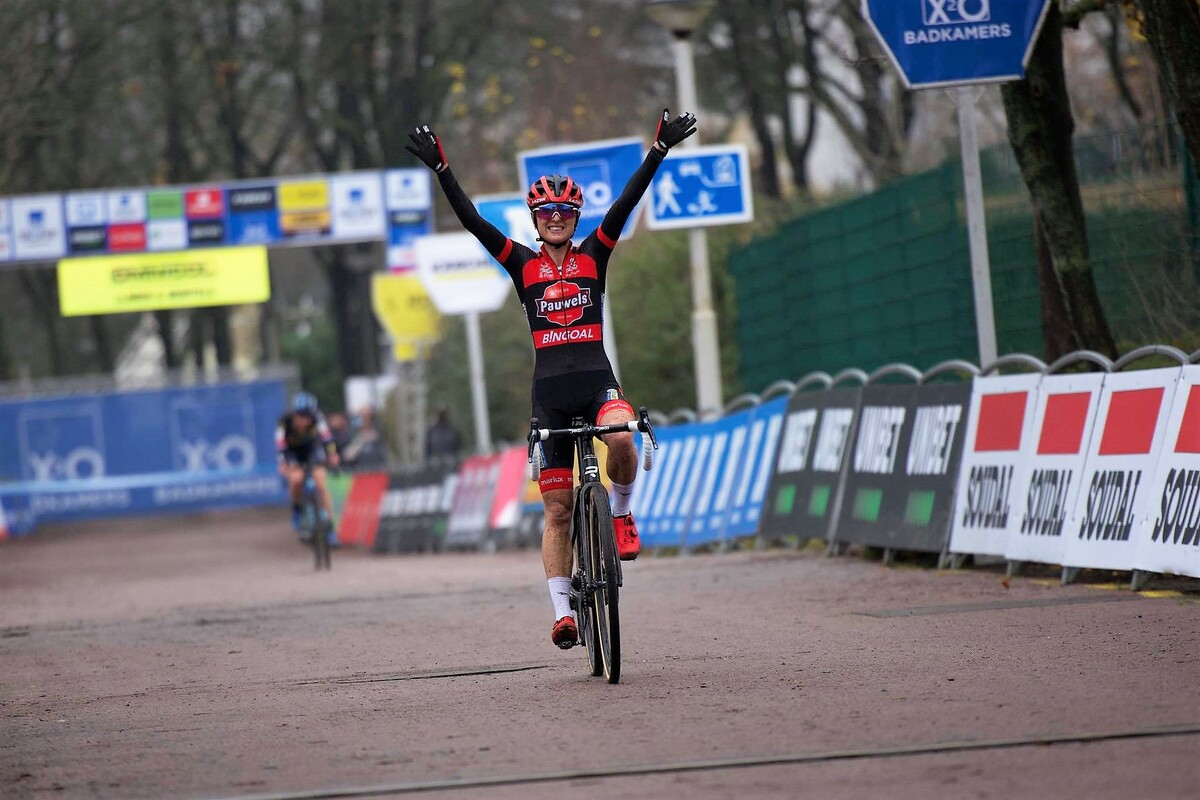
[327,411,353,460]
[342,407,388,470]
[425,407,463,463]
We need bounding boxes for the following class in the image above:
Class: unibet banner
[1062,367,1180,572]
[759,387,862,544]
[1134,365,1200,579]
[1003,372,1105,567]
[57,246,270,316]
[831,382,971,553]
[948,373,1042,557]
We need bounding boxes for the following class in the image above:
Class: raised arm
[597,109,697,246]
[406,125,509,257]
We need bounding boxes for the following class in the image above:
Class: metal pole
[672,34,724,418]
[603,302,621,383]
[463,312,492,454]
[955,86,998,367]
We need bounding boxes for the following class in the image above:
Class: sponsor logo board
[188,219,226,245]
[227,186,276,212]
[107,191,147,223]
[11,195,66,260]
[147,191,185,220]
[68,226,108,253]
[331,174,386,239]
[948,373,1041,557]
[185,188,225,219]
[1003,372,1105,566]
[385,169,432,212]
[65,193,108,227]
[832,382,971,553]
[1063,368,1178,572]
[108,223,147,252]
[278,180,328,212]
[147,219,188,251]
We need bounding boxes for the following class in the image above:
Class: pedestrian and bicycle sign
[862,0,1052,88]
[645,144,753,231]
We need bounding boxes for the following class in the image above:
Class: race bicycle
[528,407,657,684]
[298,461,334,571]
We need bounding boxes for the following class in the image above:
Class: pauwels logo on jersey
[536,281,592,327]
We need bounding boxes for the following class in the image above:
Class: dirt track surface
[2,508,1198,800]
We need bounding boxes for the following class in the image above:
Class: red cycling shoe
[614,513,640,561]
[551,616,578,649]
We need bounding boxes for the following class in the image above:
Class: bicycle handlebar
[527,406,659,479]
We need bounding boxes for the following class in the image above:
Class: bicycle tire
[308,497,330,571]
[572,494,603,676]
[582,483,620,683]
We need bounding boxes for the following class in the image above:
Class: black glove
[405,125,448,173]
[653,108,697,153]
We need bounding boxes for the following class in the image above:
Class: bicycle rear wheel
[582,483,620,683]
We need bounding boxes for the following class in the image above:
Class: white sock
[548,577,573,621]
[610,480,634,516]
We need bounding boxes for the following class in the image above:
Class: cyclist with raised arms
[406,109,696,648]
[276,391,341,547]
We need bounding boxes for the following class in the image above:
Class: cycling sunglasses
[533,203,579,220]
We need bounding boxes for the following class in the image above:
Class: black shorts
[531,369,634,491]
[282,444,327,467]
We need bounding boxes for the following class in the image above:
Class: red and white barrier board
[1063,368,1180,572]
[1004,373,1106,566]
[948,373,1042,557]
[1133,365,1200,579]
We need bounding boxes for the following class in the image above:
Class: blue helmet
[292,391,318,413]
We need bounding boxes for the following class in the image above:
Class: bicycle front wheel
[308,499,330,571]
[582,483,620,683]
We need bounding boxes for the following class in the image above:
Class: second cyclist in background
[276,392,341,547]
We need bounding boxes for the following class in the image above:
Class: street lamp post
[645,0,723,419]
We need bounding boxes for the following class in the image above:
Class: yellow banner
[280,210,331,234]
[57,246,271,316]
[278,181,329,211]
[371,273,442,360]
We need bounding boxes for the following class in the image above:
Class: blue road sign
[862,0,1051,88]
[473,192,539,270]
[518,137,646,241]
[645,144,753,231]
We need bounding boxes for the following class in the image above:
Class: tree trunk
[1000,3,1117,358]
[88,316,114,373]
[1034,217,1077,362]
[1136,0,1200,177]
[324,249,379,377]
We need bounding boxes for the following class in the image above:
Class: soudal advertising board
[1062,368,1180,572]
[831,382,970,553]
[1003,372,1105,567]
[948,373,1042,557]
[1134,365,1200,579]
[759,387,861,543]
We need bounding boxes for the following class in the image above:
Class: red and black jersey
[436,148,665,380]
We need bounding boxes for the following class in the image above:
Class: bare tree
[1002,2,1117,360]
[1129,0,1200,175]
